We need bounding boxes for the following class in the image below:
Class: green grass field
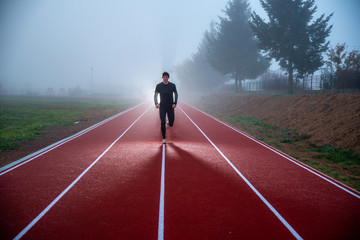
[0,96,137,151]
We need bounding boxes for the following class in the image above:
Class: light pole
[90,66,93,95]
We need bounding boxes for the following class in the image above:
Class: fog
[0,0,359,97]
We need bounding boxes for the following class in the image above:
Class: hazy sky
[0,0,359,95]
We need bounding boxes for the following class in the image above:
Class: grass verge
[0,96,137,152]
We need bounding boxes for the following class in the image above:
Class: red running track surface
[0,101,359,240]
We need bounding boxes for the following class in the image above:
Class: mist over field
[0,0,359,97]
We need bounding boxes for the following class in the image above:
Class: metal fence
[241,73,360,94]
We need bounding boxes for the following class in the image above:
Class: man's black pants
[159,106,174,139]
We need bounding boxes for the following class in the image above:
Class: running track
[0,102,359,240]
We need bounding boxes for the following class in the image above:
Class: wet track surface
[1,102,359,240]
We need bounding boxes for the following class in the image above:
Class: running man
[154,71,178,144]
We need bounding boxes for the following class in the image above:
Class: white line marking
[157,144,165,240]
[179,106,303,240]
[185,103,360,199]
[0,102,146,176]
[13,105,151,240]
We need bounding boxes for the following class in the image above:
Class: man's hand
[156,104,160,109]
[172,104,176,109]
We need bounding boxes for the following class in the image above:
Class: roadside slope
[193,93,360,191]
[195,94,360,153]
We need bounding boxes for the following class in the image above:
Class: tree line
[322,43,360,91]
[175,0,359,94]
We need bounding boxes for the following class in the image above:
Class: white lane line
[185,103,360,199]
[0,102,146,176]
[13,105,152,240]
[157,144,165,240]
[179,106,303,240]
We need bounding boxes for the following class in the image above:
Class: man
[154,71,178,144]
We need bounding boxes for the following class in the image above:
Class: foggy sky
[0,0,359,96]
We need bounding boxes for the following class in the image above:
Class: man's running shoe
[163,138,167,144]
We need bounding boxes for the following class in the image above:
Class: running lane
[179,102,360,239]
[19,107,163,239]
[164,107,295,239]
[2,101,360,239]
[0,103,150,239]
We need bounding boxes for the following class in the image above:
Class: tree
[206,0,269,92]
[325,43,360,90]
[326,43,360,72]
[325,43,347,73]
[250,0,332,94]
[175,29,225,93]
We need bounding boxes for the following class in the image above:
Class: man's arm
[174,85,178,105]
[154,85,160,108]
[154,85,159,105]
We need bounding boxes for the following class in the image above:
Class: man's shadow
[162,142,264,239]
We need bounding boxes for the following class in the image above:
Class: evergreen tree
[250,0,332,94]
[207,0,269,92]
[175,28,225,93]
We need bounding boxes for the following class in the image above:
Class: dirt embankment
[196,94,360,153]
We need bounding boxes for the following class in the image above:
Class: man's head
[162,71,169,84]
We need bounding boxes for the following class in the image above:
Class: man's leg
[168,107,175,127]
[159,107,166,139]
